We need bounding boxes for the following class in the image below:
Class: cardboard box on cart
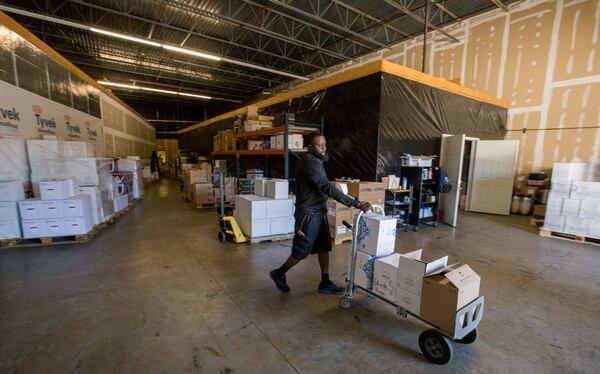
[419,264,481,334]
[326,199,354,240]
[346,181,385,205]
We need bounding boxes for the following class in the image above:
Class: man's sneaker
[318,281,345,295]
[269,270,290,292]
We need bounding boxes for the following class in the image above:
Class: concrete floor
[1,179,599,373]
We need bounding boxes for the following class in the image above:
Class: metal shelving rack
[213,113,323,180]
[401,166,439,231]
[384,187,413,231]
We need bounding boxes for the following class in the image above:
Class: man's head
[307,134,328,161]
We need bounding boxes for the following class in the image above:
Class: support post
[422,0,430,73]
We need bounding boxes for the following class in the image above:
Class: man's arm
[305,159,359,208]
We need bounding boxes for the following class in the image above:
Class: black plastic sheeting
[179,72,507,181]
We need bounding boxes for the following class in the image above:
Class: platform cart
[339,210,484,365]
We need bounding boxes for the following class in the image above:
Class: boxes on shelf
[237,178,254,195]
[247,140,265,150]
[394,249,448,316]
[400,156,433,167]
[326,199,353,241]
[373,253,401,301]
[346,181,385,205]
[356,214,397,256]
[382,175,400,189]
[246,169,264,180]
[244,119,273,132]
[420,264,481,334]
[270,134,304,150]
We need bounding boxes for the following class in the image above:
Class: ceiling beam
[490,0,509,12]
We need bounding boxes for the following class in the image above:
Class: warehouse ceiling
[0,0,515,135]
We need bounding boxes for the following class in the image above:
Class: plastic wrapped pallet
[116,159,144,199]
[0,137,29,187]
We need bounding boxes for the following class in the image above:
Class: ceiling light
[162,45,222,61]
[89,27,162,47]
[140,87,178,95]
[179,92,212,100]
[97,81,140,90]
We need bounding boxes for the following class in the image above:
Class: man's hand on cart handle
[356,200,372,213]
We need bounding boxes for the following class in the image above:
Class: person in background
[269,134,371,295]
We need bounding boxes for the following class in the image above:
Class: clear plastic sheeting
[0,136,29,185]
[116,158,144,199]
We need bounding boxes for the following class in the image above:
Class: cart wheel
[218,231,226,242]
[419,329,453,365]
[413,226,419,232]
[455,327,478,344]
[339,297,352,309]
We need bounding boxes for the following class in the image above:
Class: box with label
[64,216,93,235]
[247,140,264,150]
[381,176,400,189]
[41,200,63,219]
[39,179,76,200]
[395,249,448,296]
[0,181,25,201]
[18,200,43,220]
[266,198,294,218]
[270,216,294,235]
[373,253,401,301]
[44,219,66,237]
[0,201,19,221]
[274,134,303,150]
[356,214,397,256]
[420,264,481,334]
[185,169,209,185]
[62,195,93,218]
[326,199,353,239]
[193,183,214,205]
[543,211,566,232]
[0,220,21,239]
[21,219,45,238]
[349,250,375,290]
[346,182,385,205]
[265,179,289,199]
[570,181,600,200]
[561,199,581,216]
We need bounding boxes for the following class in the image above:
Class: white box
[270,216,294,235]
[247,140,264,150]
[551,163,588,181]
[79,186,102,225]
[0,220,21,239]
[235,195,268,220]
[564,217,588,236]
[266,198,294,218]
[265,179,289,199]
[588,220,600,238]
[579,200,600,219]
[0,181,25,201]
[41,200,63,219]
[356,214,397,256]
[270,135,279,149]
[113,195,129,212]
[349,250,375,290]
[373,253,401,301]
[0,201,19,221]
[543,212,566,232]
[275,135,304,150]
[62,195,92,218]
[64,217,93,235]
[0,138,29,184]
[44,219,66,237]
[550,179,572,197]
[588,163,600,181]
[546,193,563,212]
[562,198,581,216]
[26,140,66,165]
[39,179,76,200]
[254,178,267,196]
[571,181,600,200]
[395,249,448,296]
[395,288,422,316]
[21,219,45,238]
[18,200,43,220]
[234,209,270,237]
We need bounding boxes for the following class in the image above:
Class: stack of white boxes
[18,179,94,238]
[269,134,304,150]
[544,163,600,238]
[0,181,26,239]
[117,158,144,199]
[234,179,294,238]
[0,137,29,188]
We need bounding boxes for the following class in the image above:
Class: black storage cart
[401,166,440,231]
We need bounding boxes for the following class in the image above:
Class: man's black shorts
[291,211,332,260]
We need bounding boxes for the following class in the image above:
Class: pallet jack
[216,171,248,243]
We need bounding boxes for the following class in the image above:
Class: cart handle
[342,220,352,230]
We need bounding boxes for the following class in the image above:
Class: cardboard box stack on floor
[0,181,25,239]
[213,177,236,204]
[234,179,294,238]
[18,179,95,238]
[25,139,116,223]
[543,163,600,238]
[184,162,214,206]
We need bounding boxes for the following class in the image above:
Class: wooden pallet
[190,201,234,209]
[539,229,600,247]
[530,217,544,226]
[333,236,353,245]
[1,227,100,248]
[250,232,294,244]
